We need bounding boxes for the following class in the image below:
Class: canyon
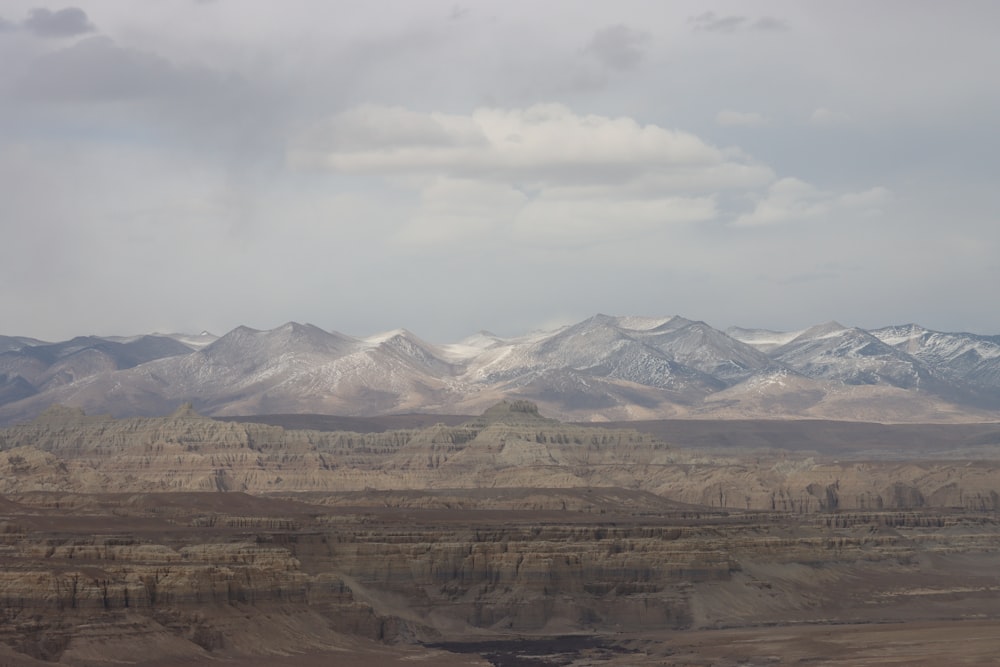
[0,401,999,664]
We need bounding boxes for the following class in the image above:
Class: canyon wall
[2,402,999,513]
[1,490,998,665]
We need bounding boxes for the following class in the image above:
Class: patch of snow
[613,315,674,331]
[726,327,803,352]
[162,332,219,349]
[362,329,409,347]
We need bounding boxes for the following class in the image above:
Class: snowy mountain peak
[646,316,695,334]
[161,331,218,350]
[2,315,1000,424]
[726,327,803,354]
[611,315,677,331]
[869,324,1000,390]
[273,321,345,342]
[200,322,358,366]
[363,328,411,346]
[793,321,850,341]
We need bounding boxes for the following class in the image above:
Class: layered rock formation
[2,402,999,513]
[0,489,998,665]
[2,402,1000,664]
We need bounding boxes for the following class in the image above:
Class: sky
[2,1,998,342]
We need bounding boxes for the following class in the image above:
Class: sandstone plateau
[0,401,999,665]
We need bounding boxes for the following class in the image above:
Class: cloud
[838,186,891,211]
[736,178,830,226]
[290,103,765,187]
[716,110,767,127]
[2,3,988,343]
[0,17,17,32]
[22,7,95,38]
[17,36,178,101]
[690,11,788,34]
[513,194,716,246]
[751,17,788,32]
[809,107,851,126]
[733,178,889,227]
[290,103,776,248]
[291,104,486,156]
[585,24,651,71]
[395,178,527,245]
[689,12,746,33]
[9,33,276,158]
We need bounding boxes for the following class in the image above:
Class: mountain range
[2,315,1000,425]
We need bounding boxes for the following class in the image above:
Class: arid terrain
[1,401,999,665]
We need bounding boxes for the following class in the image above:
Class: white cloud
[838,186,891,211]
[716,110,768,127]
[809,107,851,126]
[733,178,889,227]
[513,195,717,246]
[0,2,992,343]
[395,178,527,246]
[290,103,894,246]
[292,104,486,155]
[291,103,772,247]
[395,176,719,249]
[290,103,743,181]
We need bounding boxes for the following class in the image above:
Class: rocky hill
[2,315,1000,424]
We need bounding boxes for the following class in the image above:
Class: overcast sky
[2,1,998,342]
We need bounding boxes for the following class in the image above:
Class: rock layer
[0,491,998,665]
[1,403,1000,664]
[2,402,999,513]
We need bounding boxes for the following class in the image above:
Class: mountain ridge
[2,315,999,425]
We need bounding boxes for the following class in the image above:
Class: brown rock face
[2,402,998,513]
[1,490,998,665]
[0,401,672,495]
[0,495,422,665]
[2,402,1000,665]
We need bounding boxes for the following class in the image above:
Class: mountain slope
[0,334,195,408]
[872,324,1000,389]
[769,322,930,389]
[467,314,723,397]
[1,316,999,424]
[637,318,777,384]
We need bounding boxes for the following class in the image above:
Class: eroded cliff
[2,402,999,513]
[1,490,998,665]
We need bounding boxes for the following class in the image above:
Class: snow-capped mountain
[0,336,45,354]
[766,322,929,388]
[726,327,803,354]
[637,317,776,384]
[1,316,999,424]
[0,335,193,395]
[870,324,1000,390]
[467,314,722,394]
